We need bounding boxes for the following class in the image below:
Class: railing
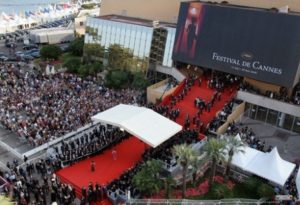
[156,65,185,82]
[236,90,300,117]
[127,198,273,204]
[22,122,100,158]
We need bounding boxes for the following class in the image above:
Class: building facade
[100,0,300,24]
[85,15,176,67]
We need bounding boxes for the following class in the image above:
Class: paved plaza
[238,116,300,163]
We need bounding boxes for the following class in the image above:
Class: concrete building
[85,15,176,67]
[100,0,300,23]
[75,8,100,36]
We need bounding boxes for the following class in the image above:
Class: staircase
[155,65,185,82]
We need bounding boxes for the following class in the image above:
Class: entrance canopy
[91,104,182,148]
[227,134,296,187]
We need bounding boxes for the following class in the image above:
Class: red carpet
[56,77,236,205]
[162,78,236,138]
[174,81,236,127]
[56,137,146,202]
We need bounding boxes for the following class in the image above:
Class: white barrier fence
[22,122,100,158]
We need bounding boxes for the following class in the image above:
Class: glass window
[292,117,300,134]
[105,23,112,48]
[255,106,267,122]
[144,29,153,57]
[134,27,142,57]
[129,26,136,52]
[101,21,107,46]
[119,24,126,46]
[139,28,147,58]
[249,104,258,119]
[124,24,131,48]
[266,109,279,126]
[281,113,294,130]
[110,23,116,45]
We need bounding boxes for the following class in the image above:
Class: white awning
[227,134,296,187]
[91,104,182,148]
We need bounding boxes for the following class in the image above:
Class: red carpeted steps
[162,78,237,138]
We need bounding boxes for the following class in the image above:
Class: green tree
[211,183,233,199]
[204,138,226,186]
[132,159,163,197]
[78,64,90,77]
[83,44,105,62]
[63,57,81,73]
[68,37,84,56]
[89,62,103,75]
[131,71,148,89]
[105,69,129,89]
[173,143,199,198]
[108,44,133,70]
[224,136,245,181]
[164,175,176,199]
[40,45,61,60]
[244,176,261,192]
[257,183,274,199]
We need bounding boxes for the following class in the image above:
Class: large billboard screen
[173,2,300,87]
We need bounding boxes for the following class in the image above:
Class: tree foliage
[211,183,233,199]
[105,69,130,89]
[81,3,96,9]
[63,57,81,73]
[131,71,148,89]
[204,138,226,186]
[132,160,163,197]
[108,44,133,70]
[83,43,105,62]
[173,143,200,198]
[224,136,245,181]
[68,37,84,56]
[257,183,274,199]
[40,45,62,60]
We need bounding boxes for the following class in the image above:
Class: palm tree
[224,136,245,181]
[173,143,199,198]
[132,159,163,197]
[204,138,226,186]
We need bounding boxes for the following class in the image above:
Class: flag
[1,12,10,21]
[25,11,30,18]
[29,11,36,16]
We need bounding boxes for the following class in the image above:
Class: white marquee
[91,104,182,147]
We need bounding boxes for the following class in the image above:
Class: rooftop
[95,14,176,28]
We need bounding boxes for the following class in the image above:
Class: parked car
[22,54,34,61]
[31,51,40,58]
[0,56,8,61]
[23,44,38,50]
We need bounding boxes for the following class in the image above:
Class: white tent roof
[245,147,296,186]
[91,104,182,147]
[231,146,262,168]
[296,168,300,199]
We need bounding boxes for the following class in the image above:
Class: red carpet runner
[56,77,236,205]
[162,78,236,138]
[56,137,146,204]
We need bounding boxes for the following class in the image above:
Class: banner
[173,2,300,87]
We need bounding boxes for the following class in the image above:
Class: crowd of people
[0,62,142,145]
[55,126,128,166]
[0,123,131,205]
[1,157,76,205]
[239,81,300,105]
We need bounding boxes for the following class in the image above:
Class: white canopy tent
[225,134,296,187]
[244,147,295,186]
[91,104,182,148]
